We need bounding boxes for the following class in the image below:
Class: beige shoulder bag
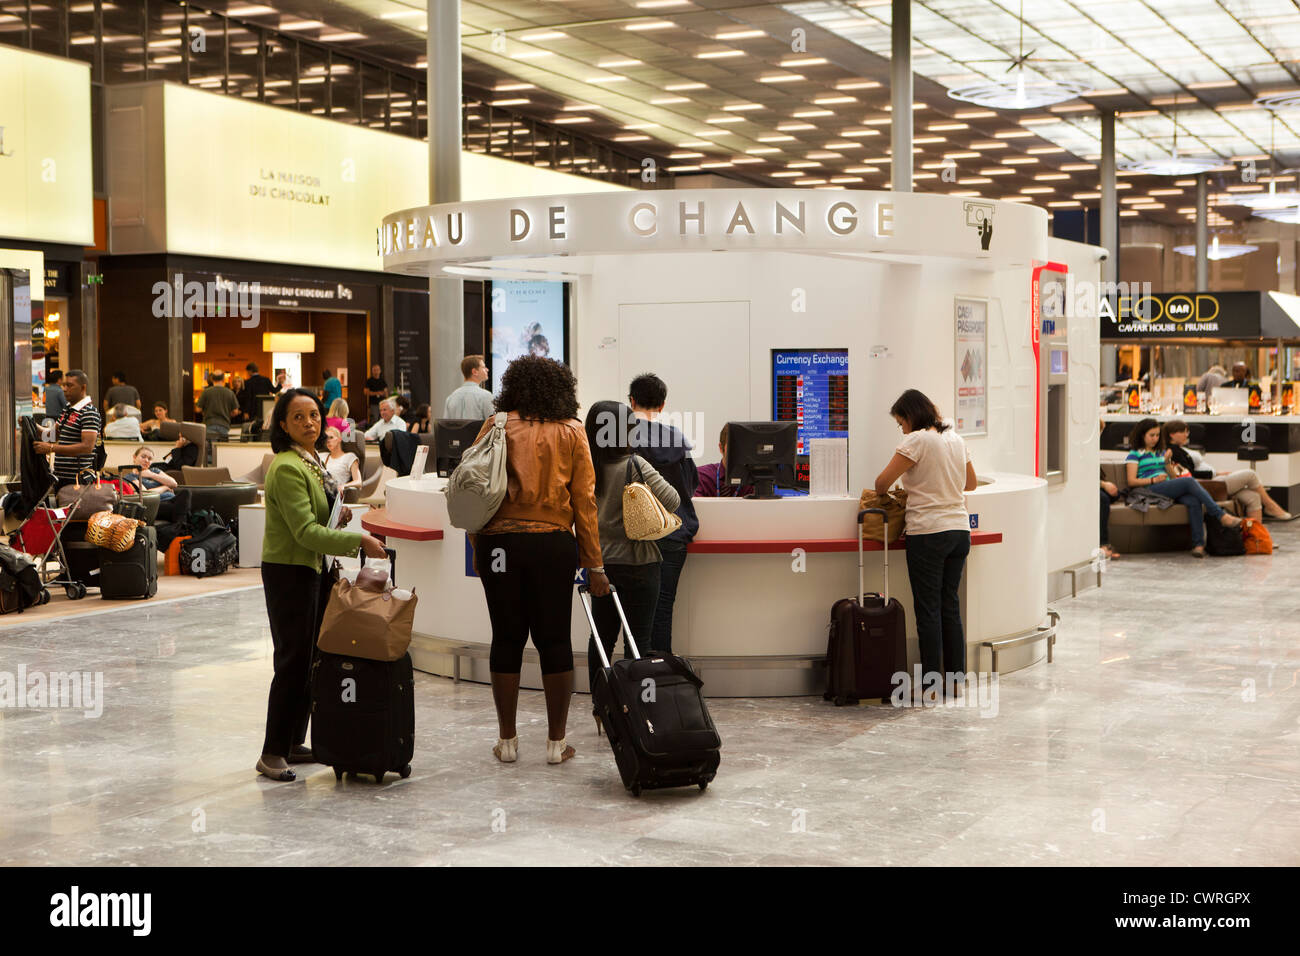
[622,456,682,541]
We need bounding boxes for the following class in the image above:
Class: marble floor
[1,527,1298,867]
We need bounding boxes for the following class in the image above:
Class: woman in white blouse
[319,425,362,494]
[874,389,977,697]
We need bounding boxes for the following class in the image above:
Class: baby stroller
[3,418,97,600]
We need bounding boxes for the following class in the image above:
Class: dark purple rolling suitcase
[581,583,721,797]
[824,508,907,705]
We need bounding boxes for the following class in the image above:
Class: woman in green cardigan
[257,388,388,782]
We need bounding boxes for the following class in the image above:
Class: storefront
[366,188,1105,694]
[1100,290,1300,507]
[99,79,628,424]
[0,45,94,471]
[94,254,426,424]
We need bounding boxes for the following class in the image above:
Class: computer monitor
[434,419,484,476]
[723,421,798,500]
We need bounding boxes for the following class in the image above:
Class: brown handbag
[317,577,418,661]
[858,489,907,543]
[57,482,119,521]
[85,511,142,552]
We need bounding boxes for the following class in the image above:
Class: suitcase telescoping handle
[577,582,642,670]
[857,508,888,604]
[353,545,398,584]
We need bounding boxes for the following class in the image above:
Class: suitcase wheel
[698,781,708,792]
[399,764,412,779]
[630,784,642,797]
[374,770,386,784]
[333,768,344,782]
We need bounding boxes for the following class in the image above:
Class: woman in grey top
[583,401,680,710]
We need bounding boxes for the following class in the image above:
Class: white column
[1100,110,1117,290]
[428,0,464,413]
[890,0,912,193]
[1195,174,1209,290]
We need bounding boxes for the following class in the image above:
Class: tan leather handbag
[85,511,142,552]
[317,578,417,661]
[622,456,682,541]
[858,489,908,544]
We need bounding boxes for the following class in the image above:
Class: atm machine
[1037,267,1069,484]
[0,266,35,477]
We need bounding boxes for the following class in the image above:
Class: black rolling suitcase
[580,583,721,796]
[310,651,415,784]
[99,526,158,600]
[824,508,907,705]
[63,541,101,592]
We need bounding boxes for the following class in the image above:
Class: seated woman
[156,434,197,473]
[319,425,362,495]
[325,398,354,439]
[122,446,192,523]
[406,403,432,434]
[1125,418,1242,558]
[140,401,174,440]
[1161,419,1293,522]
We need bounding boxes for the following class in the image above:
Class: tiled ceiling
[178,1,1300,226]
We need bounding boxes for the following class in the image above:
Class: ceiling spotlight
[1229,188,1300,210]
[1117,156,1224,176]
[1173,236,1259,260]
[1253,207,1300,224]
[1254,91,1300,112]
[947,73,1089,110]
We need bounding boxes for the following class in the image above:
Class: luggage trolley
[13,470,105,601]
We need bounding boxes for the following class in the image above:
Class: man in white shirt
[443,354,496,421]
[364,398,407,441]
[104,404,143,440]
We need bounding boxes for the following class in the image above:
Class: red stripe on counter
[688,531,1002,554]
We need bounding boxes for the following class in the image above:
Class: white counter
[372,472,1050,696]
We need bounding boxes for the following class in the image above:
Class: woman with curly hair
[470,355,606,766]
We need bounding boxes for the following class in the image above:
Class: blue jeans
[1150,475,1225,547]
[649,541,688,654]
[904,530,971,679]
[1101,487,1117,546]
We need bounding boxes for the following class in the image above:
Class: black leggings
[261,561,330,757]
[475,530,577,674]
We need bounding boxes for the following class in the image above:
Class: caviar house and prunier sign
[376,190,1049,275]
[1102,291,1264,338]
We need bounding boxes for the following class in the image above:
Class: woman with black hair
[1124,417,1241,558]
[583,400,680,711]
[874,389,977,696]
[257,388,388,782]
[406,403,432,434]
[470,356,605,766]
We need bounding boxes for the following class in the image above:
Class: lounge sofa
[1101,461,1239,553]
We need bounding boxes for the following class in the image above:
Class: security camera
[1097,248,1110,262]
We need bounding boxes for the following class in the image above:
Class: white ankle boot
[493,737,518,763]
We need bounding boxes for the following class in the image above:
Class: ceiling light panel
[782,0,1300,172]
